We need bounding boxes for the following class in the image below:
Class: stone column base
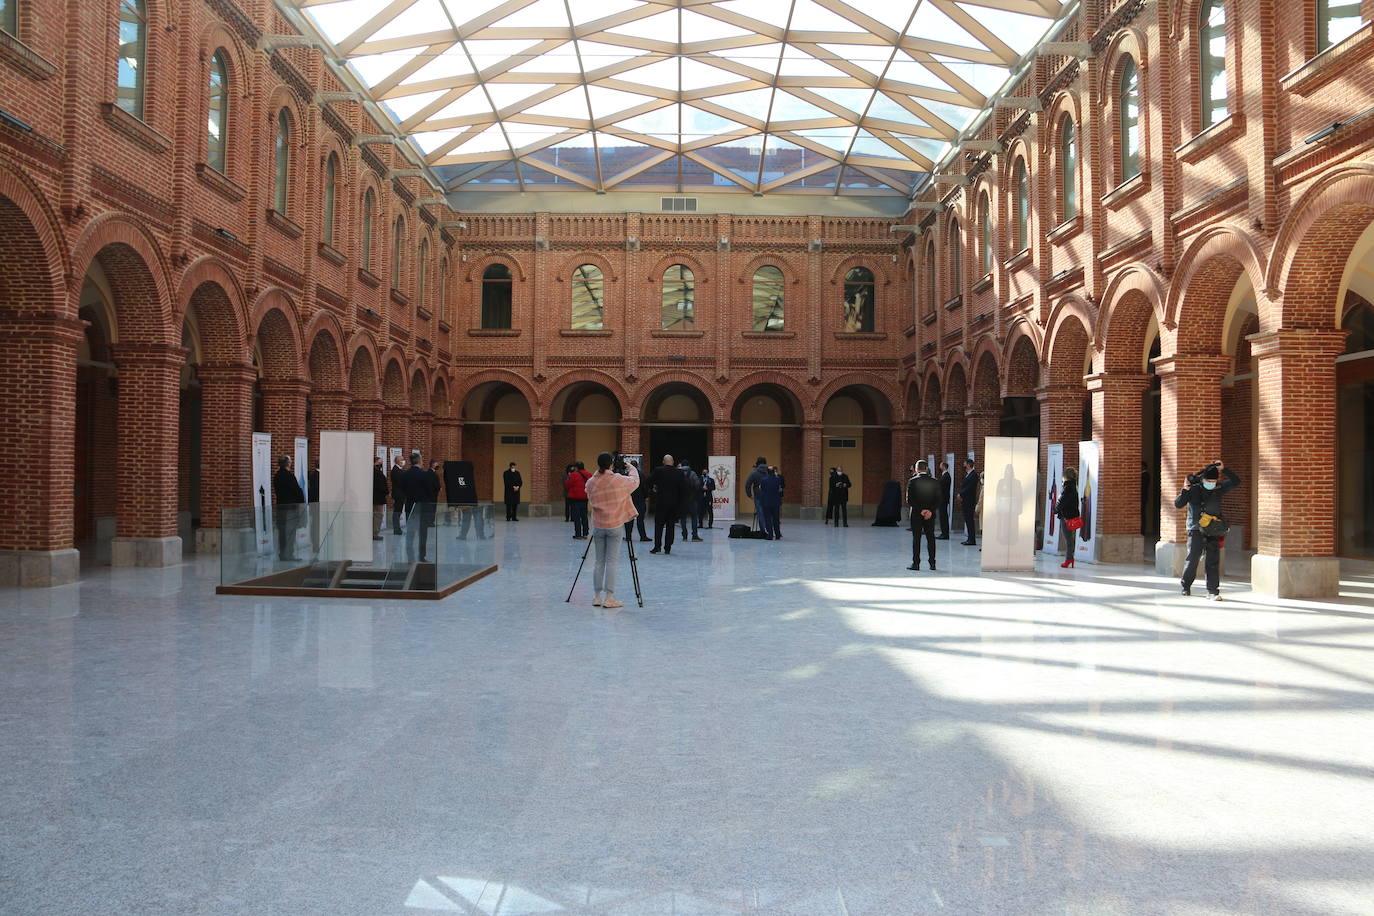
[111,536,183,568]
[1155,540,1187,577]
[1252,555,1341,599]
[195,527,222,553]
[1097,533,1145,564]
[798,505,823,521]
[527,503,552,518]
[0,548,81,587]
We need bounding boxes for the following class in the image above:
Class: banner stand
[709,456,737,522]
[1043,444,1064,554]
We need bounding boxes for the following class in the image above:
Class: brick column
[0,315,82,586]
[620,411,641,458]
[432,418,459,458]
[710,419,730,457]
[111,343,186,567]
[194,362,255,552]
[801,420,823,518]
[1086,372,1151,563]
[1152,355,1229,576]
[308,390,352,459]
[940,409,967,459]
[381,405,412,454]
[259,378,309,459]
[918,417,941,460]
[410,411,434,459]
[1250,329,1346,597]
[963,408,1000,463]
[527,417,551,516]
[349,398,384,439]
[891,420,917,480]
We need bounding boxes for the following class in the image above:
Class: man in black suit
[907,460,942,571]
[307,459,321,551]
[958,457,980,546]
[831,465,851,527]
[649,454,682,555]
[272,455,305,561]
[677,460,703,542]
[937,461,952,539]
[503,461,522,521]
[389,454,406,535]
[629,460,651,541]
[372,457,388,541]
[400,450,441,562]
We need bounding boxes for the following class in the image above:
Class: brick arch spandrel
[453,369,542,418]
[812,373,901,419]
[0,166,71,318]
[432,376,451,420]
[306,327,344,390]
[548,370,632,418]
[970,346,1002,411]
[736,254,800,285]
[1167,225,1267,352]
[409,367,432,413]
[723,372,809,421]
[920,368,944,420]
[635,371,720,422]
[346,335,380,400]
[1003,329,1042,398]
[944,362,970,412]
[380,355,409,408]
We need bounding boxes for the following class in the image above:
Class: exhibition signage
[251,432,273,557]
[294,436,310,557]
[320,430,376,561]
[1043,444,1064,554]
[981,437,1038,571]
[709,455,736,521]
[945,451,956,531]
[1075,440,1101,563]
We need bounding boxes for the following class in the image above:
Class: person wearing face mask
[1055,466,1080,568]
[1175,460,1240,600]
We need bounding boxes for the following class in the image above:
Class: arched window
[116,0,148,119]
[1119,56,1141,181]
[322,154,338,247]
[1200,0,1229,129]
[481,264,513,329]
[207,50,229,173]
[948,221,962,299]
[571,264,604,330]
[843,267,875,332]
[1059,115,1078,223]
[416,239,429,309]
[439,259,448,325]
[751,265,785,331]
[1013,158,1029,253]
[979,191,993,277]
[1318,0,1364,51]
[1,0,16,35]
[361,188,375,272]
[273,109,291,214]
[923,240,936,314]
[662,264,695,329]
[392,216,405,290]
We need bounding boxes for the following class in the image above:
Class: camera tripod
[565,526,644,607]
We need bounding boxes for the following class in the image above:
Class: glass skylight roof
[294,0,1071,197]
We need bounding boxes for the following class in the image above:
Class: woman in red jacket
[564,461,592,539]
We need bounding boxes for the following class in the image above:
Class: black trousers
[702,497,714,528]
[1182,530,1222,594]
[679,503,699,538]
[505,498,519,520]
[275,505,300,559]
[832,501,848,526]
[1063,524,1078,557]
[825,498,834,522]
[631,499,649,539]
[391,502,404,534]
[961,506,977,544]
[457,506,486,539]
[570,499,589,537]
[938,503,950,538]
[912,515,936,566]
[653,506,678,551]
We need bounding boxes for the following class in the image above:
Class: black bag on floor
[728,523,751,538]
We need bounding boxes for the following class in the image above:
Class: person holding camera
[584,452,640,609]
[1175,460,1240,600]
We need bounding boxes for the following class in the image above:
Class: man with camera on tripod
[583,451,640,608]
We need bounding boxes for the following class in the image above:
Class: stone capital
[111,342,187,368]
[195,362,257,384]
[1083,371,1151,395]
[1035,383,1085,401]
[1247,327,1349,361]
[1149,353,1232,379]
[258,377,311,396]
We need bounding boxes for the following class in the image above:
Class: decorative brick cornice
[91,165,173,226]
[269,53,313,105]
[205,0,262,47]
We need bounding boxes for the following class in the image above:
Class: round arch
[70,212,174,344]
[1166,224,1268,350]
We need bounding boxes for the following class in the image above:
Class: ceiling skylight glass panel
[792,125,857,154]
[712,42,785,76]
[567,0,646,27]
[522,89,591,121]
[769,90,845,123]
[760,135,813,182]
[587,85,657,119]
[710,88,774,121]
[509,46,582,75]
[836,0,915,22]
[788,0,867,33]
[865,93,928,130]
[814,87,875,118]
[399,48,475,86]
[529,140,599,182]
[301,0,377,46]
[907,5,983,54]
[714,0,789,24]
[848,130,907,160]
[431,89,496,122]
[975,7,1060,56]
[504,124,573,151]
[490,0,569,29]
[469,160,521,184]
[819,43,893,78]
[932,57,1012,96]
[883,51,943,90]
[777,45,849,79]
[680,57,736,91]
[485,83,557,112]
[368,0,449,45]
[575,40,643,71]
[682,105,747,137]
[349,51,420,87]
[382,90,448,122]
[781,165,841,189]
[614,154,679,185]
[680,10,754,42]
[838,169,894,189]
[516,163,578,185]
[698,139,764,186]
[464,39,544,74]
[679,155,716,186]
[452,124,512,156]
[605,9,681,42]
[413,129,465,155]
[617,57,680,92]
[597,141,663,176]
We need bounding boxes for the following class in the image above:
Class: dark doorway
[647,427,708,475]
[1000,396,1040,438]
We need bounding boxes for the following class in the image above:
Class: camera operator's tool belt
[1200,513,1230,537]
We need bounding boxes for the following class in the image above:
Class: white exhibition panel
[1076,440,1101,563]
[320,430,376,562]
[251,432,273,556]
[1043,444,1064,554]
[709,456,736,521]
[294,436,311,556]
[945,451,956,528]
[981,437,1038,571]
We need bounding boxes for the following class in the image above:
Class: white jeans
[591,526,620,595]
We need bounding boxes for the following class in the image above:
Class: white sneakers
[592,592,603,606]
[602,595,624,608]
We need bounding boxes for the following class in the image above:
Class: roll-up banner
[981,437,1038,571]
[1043,444,1064,554]
[320,430,375,561]
[251,432,273,556]
[945,451,957,529]
[1075,440,1101,563]
[709,456,736,521]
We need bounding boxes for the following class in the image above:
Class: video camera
[1186,462,1221,486]
[612,451,629,475]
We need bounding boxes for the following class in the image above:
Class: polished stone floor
[2,520,1373,915]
